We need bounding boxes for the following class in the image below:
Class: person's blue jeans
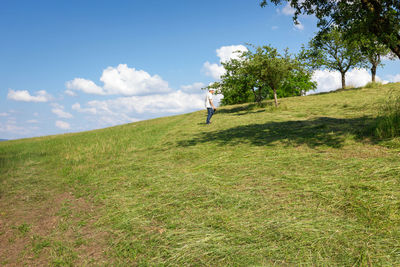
[206,108,214,124]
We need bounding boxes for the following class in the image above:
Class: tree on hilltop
[301,28,366,89]
[247,46,297,107]
[207,45,315,107]
[358,36,394,82]
[216,56,257,106]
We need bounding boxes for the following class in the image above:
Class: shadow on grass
[311,86,363,96]
[232,110,266,116]
[179,116,376,149]
[216,102,269,114]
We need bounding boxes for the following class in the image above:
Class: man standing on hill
[205,88,217,124]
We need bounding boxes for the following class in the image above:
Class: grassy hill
[1,83,400,266]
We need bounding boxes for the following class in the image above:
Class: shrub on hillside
[375,93,400,138]
[365,81,383,88]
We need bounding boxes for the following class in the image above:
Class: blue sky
[1,0,400,140]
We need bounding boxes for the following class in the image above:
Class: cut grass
[1,83,400,265]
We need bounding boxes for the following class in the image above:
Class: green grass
[375,92,400,138]
[1,83,400,266]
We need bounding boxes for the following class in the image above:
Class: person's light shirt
[205,92,213,108]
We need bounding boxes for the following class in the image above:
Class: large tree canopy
[206,45,315,107]
[260,0,400,59]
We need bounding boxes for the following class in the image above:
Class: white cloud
[216,45,248,63]
[51,103,63,109]
[0,118,38,136]
[27,119,39,123]
[55,120,70,130]
[66,64,171,96]
[0,112,9,117]
[181,82,205,93]
[65,78,105,95]
[73,100,137,127]
[279,0,308,31]
[203,45,248,81]
[346,68,386,86]
[277,2,304,30]
[271,26,279,30]
[100,64,171,96]
[281,3,295,15]
[0,122,24,133]
[7,89,52,102]
[73,90,209,127]
[312,70,342,93]
[294,21,304,30]
[72,103,97,114]
[51,103,73,119]
[65,89,77,96]
[92,91,203,114]
[202,62,226,80]
[213,93,224,106]
[311,68,387,94]
[387,74,400,83]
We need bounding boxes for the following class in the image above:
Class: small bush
[375,94,400,138]
[365,81,383,88]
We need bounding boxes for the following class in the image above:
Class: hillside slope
[1,83,400,266]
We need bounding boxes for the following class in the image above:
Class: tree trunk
[258,87,262,106]
[273,87,278,107]
[341,72,346,89]
[251,88,257,103]
[371,64,377,82]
